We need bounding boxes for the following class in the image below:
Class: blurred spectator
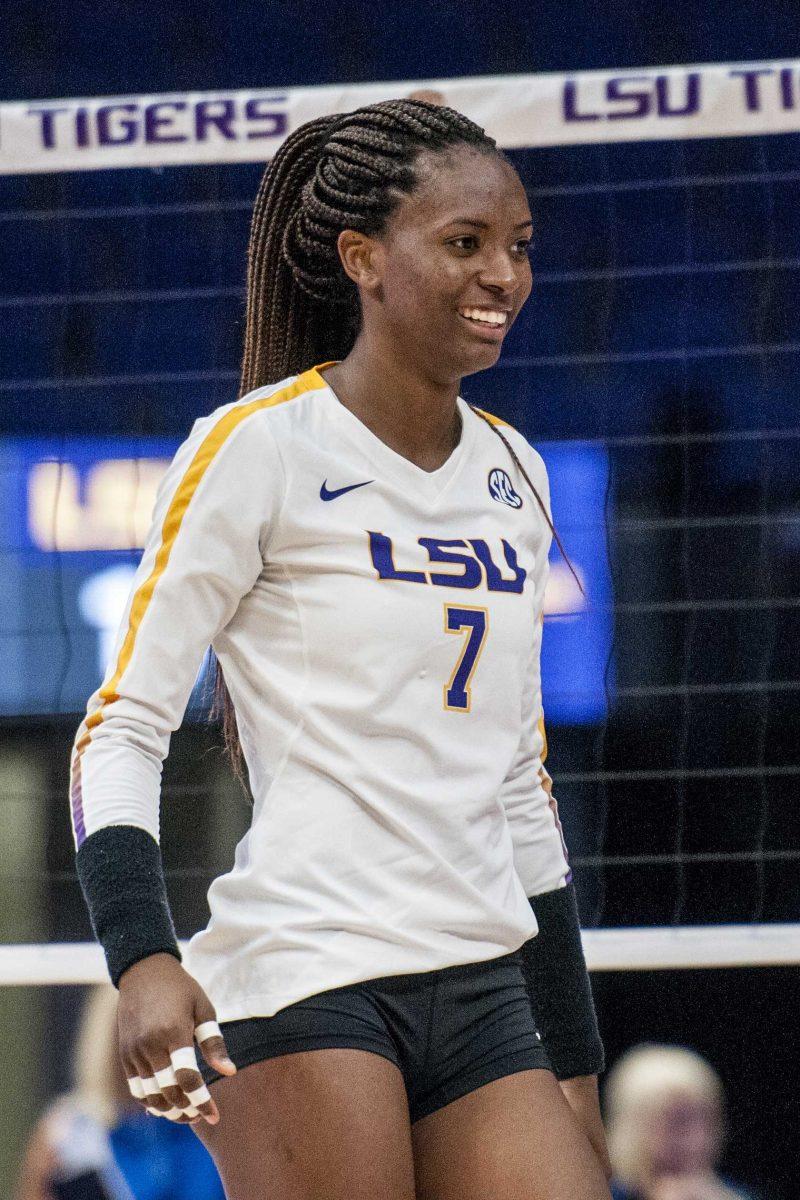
[14,985,223,1200]
[604,1045,758,1200]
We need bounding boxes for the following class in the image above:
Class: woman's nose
[478,249,522,290]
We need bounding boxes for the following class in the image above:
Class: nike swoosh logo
[320,478,374,501]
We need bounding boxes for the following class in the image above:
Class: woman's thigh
[410,1069,611,1200]
[194,1047,416,1200]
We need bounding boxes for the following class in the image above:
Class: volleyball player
[71,100,612,1199]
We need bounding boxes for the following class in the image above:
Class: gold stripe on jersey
[308,360,340,387]
[537,611,548,763]
[74,367,323,755]
[471,406,513,430]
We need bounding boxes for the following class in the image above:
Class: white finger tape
[162,1107,185,1122]
[184,1105,200,1119]
[127,1076,146,1100]
[194,1020,222,1044]
[186,1084,211,1106]
[146,1106,164,1118]
[155,1065,178,1089]
[170,1045,199,1073]
[142,1076,162,1097]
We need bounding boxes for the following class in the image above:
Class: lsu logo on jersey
[368,533,527,594]
[488,468,522,508]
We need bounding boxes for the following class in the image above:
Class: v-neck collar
[306,361,475,503]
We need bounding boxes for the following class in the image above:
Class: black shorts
[200,951,551,1124]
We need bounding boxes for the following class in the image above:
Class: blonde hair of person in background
[71,984,131,1124]
[603,1044,752,1200]
[14,985,133,1200]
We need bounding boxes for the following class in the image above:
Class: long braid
[214,98,500,787]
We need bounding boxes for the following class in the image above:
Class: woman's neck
[320,339,462,473]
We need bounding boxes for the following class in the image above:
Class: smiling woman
[71,99,609,1200]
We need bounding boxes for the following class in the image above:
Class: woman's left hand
[558,1073,612,1180]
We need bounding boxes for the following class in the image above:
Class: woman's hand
[117,952,237,1125]
[558,1073,613,1180]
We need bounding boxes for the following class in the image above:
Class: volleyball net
[1,60,799,984]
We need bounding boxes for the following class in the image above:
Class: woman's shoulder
[167,373,313,488]
[192,372,305,436]
[468,403,548,485]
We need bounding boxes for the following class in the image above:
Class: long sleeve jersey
[70,363,571,1021]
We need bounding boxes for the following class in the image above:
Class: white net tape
[2,58,799,175]
[2,926,800,986]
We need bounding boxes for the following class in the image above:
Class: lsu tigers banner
[1,59,799,174]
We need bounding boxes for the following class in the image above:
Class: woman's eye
[448,237,534,255]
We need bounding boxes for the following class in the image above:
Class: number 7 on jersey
[443,605,489,712]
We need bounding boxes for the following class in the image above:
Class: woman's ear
[336,229,384,295]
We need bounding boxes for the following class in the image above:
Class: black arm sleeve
[518,881,605,1079]
[75,824,182,987]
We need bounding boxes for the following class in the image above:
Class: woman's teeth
[459,307,508,326]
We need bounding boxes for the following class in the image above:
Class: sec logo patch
[488,468,522,508]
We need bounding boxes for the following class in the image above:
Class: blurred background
[1,2,798,1197]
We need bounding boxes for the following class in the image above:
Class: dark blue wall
[2,0,799,101]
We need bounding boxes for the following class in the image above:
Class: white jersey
[70,362,570,1021]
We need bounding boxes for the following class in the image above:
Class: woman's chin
[459,340,503,374]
